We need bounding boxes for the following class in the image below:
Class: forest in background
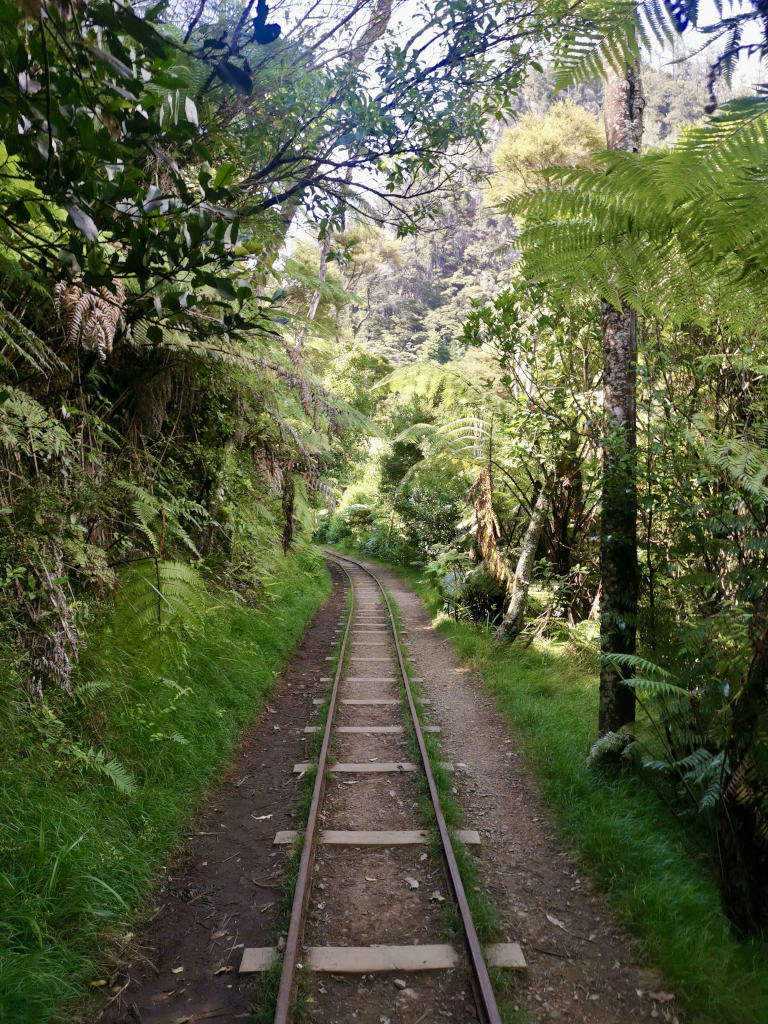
[2,1,768,1021]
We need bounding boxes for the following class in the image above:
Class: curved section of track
[272,552,504,1024]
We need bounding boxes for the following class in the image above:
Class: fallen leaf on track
[404,876,419,889]
[648,991,675,1003]
[546,913,566,931]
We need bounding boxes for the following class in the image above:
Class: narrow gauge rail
[260,553,508,1023]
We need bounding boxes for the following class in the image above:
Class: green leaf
[212,162,236,189]
[197,272,237,302]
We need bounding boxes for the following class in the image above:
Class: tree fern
[509,94,768,325]
[552,1,767,93]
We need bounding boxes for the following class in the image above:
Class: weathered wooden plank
[239,941,524,975]
[307,944,461,972]
[293,762,452,774]
[485,943,526,968]
[344,676,396,682]
[239,947,277,973]
[313,698,398,706]
[273,829,481,846]
[293,762,420,774]
[302,725,440,734]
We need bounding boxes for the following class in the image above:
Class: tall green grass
[337,551,768,1024]
[0,549,330,1024]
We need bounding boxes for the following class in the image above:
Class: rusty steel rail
[329,552,503,1024]
[273,557,356,1024]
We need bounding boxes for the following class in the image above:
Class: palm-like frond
[510,97,768,326]
[0,300,58,374]
[553,1,764,92]
[119,560,206,636]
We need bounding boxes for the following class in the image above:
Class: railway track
[239,553,524,1022]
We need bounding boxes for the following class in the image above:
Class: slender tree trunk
[498,486,549,643]
[551,435,584,578]
[289,230,333,366]
[306,230,333,323]
[717,592,768,935]
[598,63,644,734]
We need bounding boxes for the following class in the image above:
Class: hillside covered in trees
[2,2,768,1023]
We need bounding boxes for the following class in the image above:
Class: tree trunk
[550,435,584,578]
[717,592,768,936]
[289,229,333,366]
[598,63,644,734]
[498,486,549,643]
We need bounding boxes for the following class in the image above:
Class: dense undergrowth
[0,550,330,1024]
[334,547,768,1024]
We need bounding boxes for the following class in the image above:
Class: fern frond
[72,680,113,705]
[552,1,761,91]
[0,386,74,461]
[71,745,137,795]
[0,300,58,373]
[625,676,692,698]
[510,97,768,326]
[118,560,206,638]
[116,481,202,557]
[602,651,675,678]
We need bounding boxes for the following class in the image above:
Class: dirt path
[369,558,679,1024]
[94,557,679,1024]
[96,564,347,1024]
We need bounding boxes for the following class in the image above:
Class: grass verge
[0,548,331,1024]
[332,547,768,1024]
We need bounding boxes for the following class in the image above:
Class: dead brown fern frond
[468,467,514,593]
[54,279,125,360]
